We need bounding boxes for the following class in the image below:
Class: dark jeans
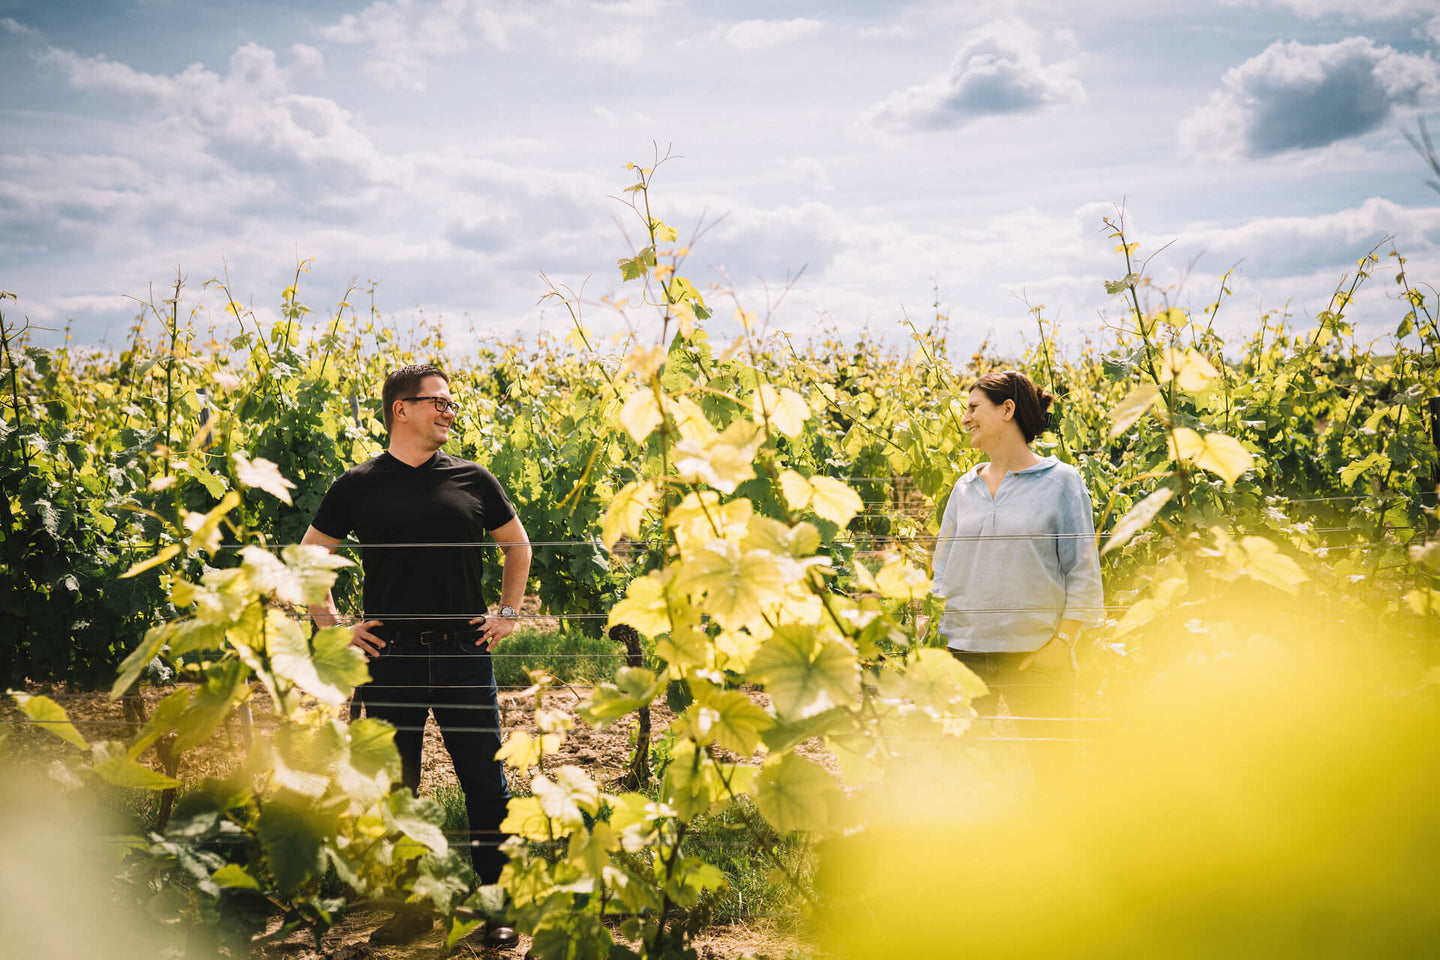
[949,649,1078,785]
[359,631,511,884]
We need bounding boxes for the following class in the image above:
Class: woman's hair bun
[971,369,1054,444]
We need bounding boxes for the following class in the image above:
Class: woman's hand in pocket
[1019,634,1074,673]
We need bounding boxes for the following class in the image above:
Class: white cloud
[582,30,646,66]
[38,43,402,193]
[1228,0,1440,19]
[695,200,848,284]
[289,43,325,76]
[317,0,672,88]
[773,157,832,194]
[858,21,1084,134]
[423,155,614,261]
[722,18,822,51]
[1181,38,1440,160]
[8,0,1440,361]
[2,16,37,35]
[320,0,519,91]
[1165,196,1440,278]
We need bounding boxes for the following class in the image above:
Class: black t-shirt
[310,451,518,624]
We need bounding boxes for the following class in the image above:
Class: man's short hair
[382,364,448,434]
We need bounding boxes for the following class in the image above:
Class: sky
[2,0,1440,360]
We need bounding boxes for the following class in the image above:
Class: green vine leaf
[748,625,860,721]
[12,692,89,750]
[753,752,835,834]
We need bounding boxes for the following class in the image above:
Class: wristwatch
[1054,630,1078,670]
[497,605,518,620]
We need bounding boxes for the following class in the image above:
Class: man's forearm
[497,544,532,611]
[309,590,343,627]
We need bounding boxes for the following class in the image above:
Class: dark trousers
[949,649,1078,786]
[358,635,511,884]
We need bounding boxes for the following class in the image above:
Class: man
[302,363,531,948]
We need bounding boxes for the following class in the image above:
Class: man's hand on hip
[349,619,386,659]
[471,613,516,651]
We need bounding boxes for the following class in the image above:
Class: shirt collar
[960,455,1058,482]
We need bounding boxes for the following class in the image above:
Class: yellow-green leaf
[1168,428,1253,486]
[609,570,673,637]
[877,647,988,713]
[673,422,762,494]
[1160,347,1218,392]
[278,544,352,604]
[668,492,752,551]
[1235,536,1308,594]
[268,616,366,706]
[752,384,810,437]
[110,623,173,699]
[748,625,859,720]
[693,686,773,756]
[348,717,402,780]
[497,730,545,772]
[873,557,930,600]
[91,741,181,790]
[1108,384,1161,439]
[128,687,191,758]
[673,540,785,631]
[184,490,241,556]
[808,476,863,528]
[568,820,618,880]
[212,864,261,890]
[602,480,657,550]
[233,452,295,505]
[657,618,713,671]
[1340,452,1389,488]
[779,470,813,513]
[1113,573,1187,636]
[671,396,718,446]
[121,543,181,579]
[173,660,250,752]
[531,766,599,833]
[672,299,697,337]
[618,344,665,381]
[12,692,89,750]
[619,389,664,444]
[753,753,835,834]
[1102,487,1174,555]
[577,667,665,727]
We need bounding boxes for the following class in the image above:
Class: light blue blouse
[930,456,1105,652]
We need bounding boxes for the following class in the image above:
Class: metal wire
[1,717,1099,740]
[202,522,1430,550]
[4,721,1101,745]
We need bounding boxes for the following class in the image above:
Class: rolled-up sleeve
[930,483,959,597]
[1057,485,1105,627]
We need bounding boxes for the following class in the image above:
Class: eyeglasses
[401,396,461,415]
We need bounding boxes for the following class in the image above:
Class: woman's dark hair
[971,369,1055,444]
[382,363,448,433]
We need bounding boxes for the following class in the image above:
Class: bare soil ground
[252,908,804,960]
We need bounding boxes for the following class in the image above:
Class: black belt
[379,623,481,645]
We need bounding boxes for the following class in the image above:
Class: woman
[930,369,1104,779]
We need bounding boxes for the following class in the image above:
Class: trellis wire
[1,715,1099,740]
